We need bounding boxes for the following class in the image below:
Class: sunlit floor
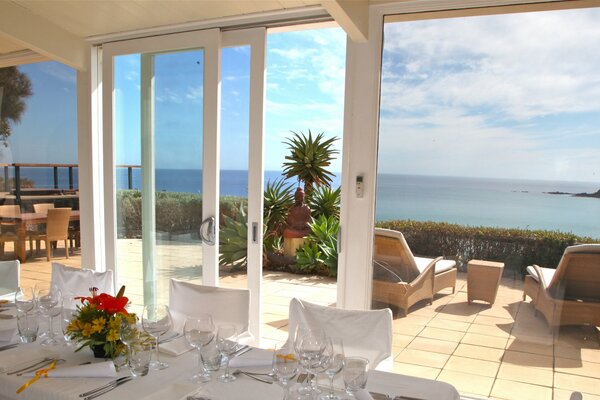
[11,242,600,400]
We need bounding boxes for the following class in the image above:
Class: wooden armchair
[28,208,72,261]
[523,244,600,328]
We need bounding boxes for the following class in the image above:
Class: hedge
[376,220,597,276]
[116,190,246,238]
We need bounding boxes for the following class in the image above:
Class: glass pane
[114,49,204,313]
[219,46,250,290]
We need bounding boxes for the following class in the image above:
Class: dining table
[0,306,460,400]
[0,210,80,263]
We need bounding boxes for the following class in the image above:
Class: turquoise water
[376,174,600,239]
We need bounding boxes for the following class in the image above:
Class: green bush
[376,220,597,276]
[307,185,340,219]
[219,205,248,269]
[296,215,339,276]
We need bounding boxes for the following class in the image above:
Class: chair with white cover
[168,279,254,345]
[287,297,393,370]
[51,262,114,303]
[0,260,19,299]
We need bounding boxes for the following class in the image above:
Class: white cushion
[287,298,393,369]
[51,263,114,299]
[0,260,19,297]
[526,265,556,287]
[414,257,456,274]
[168,279,254,345]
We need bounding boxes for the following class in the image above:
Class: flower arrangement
[66,285,135,359]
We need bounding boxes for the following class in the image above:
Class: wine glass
[320,338,345,400]
[15,287,35,315]
[184,315,215,383]
[272,344,299,400]
[142,304,172,370]
[35,283,62,346]
[294,326,327,396]
[216,324,238,383]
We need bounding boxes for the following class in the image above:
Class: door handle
[199,216,216,246]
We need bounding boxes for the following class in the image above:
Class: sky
[3,7,600,184]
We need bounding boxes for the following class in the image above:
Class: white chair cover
[287,298,393,369]
[51,262,114,300]
[168,279,254,345]
[0,260,19,299]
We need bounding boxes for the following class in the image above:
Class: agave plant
[296,214,339,276]
[307,185,340,219]
[219,205,248,269]
[282,130,339,195]
[263,178,294,236]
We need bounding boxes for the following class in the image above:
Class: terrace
[12,245,600,400]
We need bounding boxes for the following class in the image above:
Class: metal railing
[0,163,78,204]
[116,165,141,190]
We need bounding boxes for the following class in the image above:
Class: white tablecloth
[0,311,460,400]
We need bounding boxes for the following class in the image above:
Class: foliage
[307,185,340,219]
[0,67,33,145]
[376,219,597,276]
[296,215,339,276]
[0,177,35,189]
[219,205,248,269]
[66,286,137,359]
[282,130,338,194]
[263,178,294,237]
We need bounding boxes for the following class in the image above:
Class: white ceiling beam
[0,50,48,68]
[322,0,369,42]
[0,1,86,70]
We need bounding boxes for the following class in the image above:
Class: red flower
[75,286,129,315]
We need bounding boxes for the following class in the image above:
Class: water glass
[35,283,62,346]
[272,344,299,400]
[343,357,369,396]
[129,344,153,377]
[294,326,327,395]
[321,337,345,400]
[216,324,238,383]
[17,312,39,343]
[200,340,222,372]
[61,308,78,346]
[184,315,215,383]
[14,287,35,314]
[142,304,172,370]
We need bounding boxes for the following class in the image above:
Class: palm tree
[282,130,339,195]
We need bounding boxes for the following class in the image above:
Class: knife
[83,376,134,400]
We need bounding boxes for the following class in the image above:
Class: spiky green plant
[263,178,294,236]
[282,130,339,195]
[307,185,340,219]
[219,205,248,269]
[296,215,339,276]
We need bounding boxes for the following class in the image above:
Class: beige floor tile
[554,344,600,364]
[491,379,552,400]
[502,350,553,369]
[468,323,511,338]
[395,348,450,369]
[506,337,553,356]
[428,317,471,332]
[393,322,425,337]
[554,357,600,379]
[444,355,500,377]
[497,363,553,386]
[554,372,600,395]
[419,327,465,342]
[473,314,515,328]
[453,343,505,363]
[407,336,458,355]
[554,388,600,400]
[461,332,508,349]
[394,314,432,327]
[392,334,415,349]
[437,370,494,397]
[392,362,440,380]
[478,305,518,320]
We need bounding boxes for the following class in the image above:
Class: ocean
[16,168,600,239]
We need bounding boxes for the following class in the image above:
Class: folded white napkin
[23,360,117,378]
[228,347,272,368]
[0,328,16,342]
[160,336,193,356]
[355,389,374,400]
[0,346,54,373]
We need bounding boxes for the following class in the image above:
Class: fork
[6,357,54,375]
[82,376,133,400]
[79,376,132,398]
[16,358,65,376]
[232,369,273,384]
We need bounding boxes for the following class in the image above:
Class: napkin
[228,347,272,368]
[0,346,55,373]
[159,336,193,356]
[355,389,374,400]
[23,360,117,378]
[0,328,16,342]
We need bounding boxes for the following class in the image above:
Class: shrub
[307,185,340,219]
[264,179,294,237]
[219,205,248,269]
[376,220,596,276]
[296,215,339,276]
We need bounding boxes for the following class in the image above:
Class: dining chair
[287,297,394,370]
[51,262,114,300]
[168,279,254,345]
[0,204,28,258]
[33,203,55,214]
[0,260,19,299]
[28,207,71,260]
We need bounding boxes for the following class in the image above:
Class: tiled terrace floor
[14,246,600,400]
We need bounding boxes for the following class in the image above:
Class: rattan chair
[0,205,21,257]
[523,244,600,328]
[28,207,72,261]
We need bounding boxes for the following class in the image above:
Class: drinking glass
[61,308,78,347]
[119,318,139,369]
[184,315,215,383]
[15,287,35,315]
[35,283,62,346]
[343,357,369,397]
[142,304,172,370]
[320,338,345,400]
[272,344,299,400]
[17,311,39,343]
[129,342,153,377]
[216,324,238,383]
[294,326,327,396]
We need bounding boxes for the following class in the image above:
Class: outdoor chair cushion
[415,256,456,274]
[525,265,556,287]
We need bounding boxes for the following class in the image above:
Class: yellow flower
[81,323,93,337]
[106,329,120,342]
[126,314,136,324]
[91,317,106,334]
[66,320,80,333]
[108,316,121,330]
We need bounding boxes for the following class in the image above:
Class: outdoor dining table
[0,309,460,400]
[0,210,80,263]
